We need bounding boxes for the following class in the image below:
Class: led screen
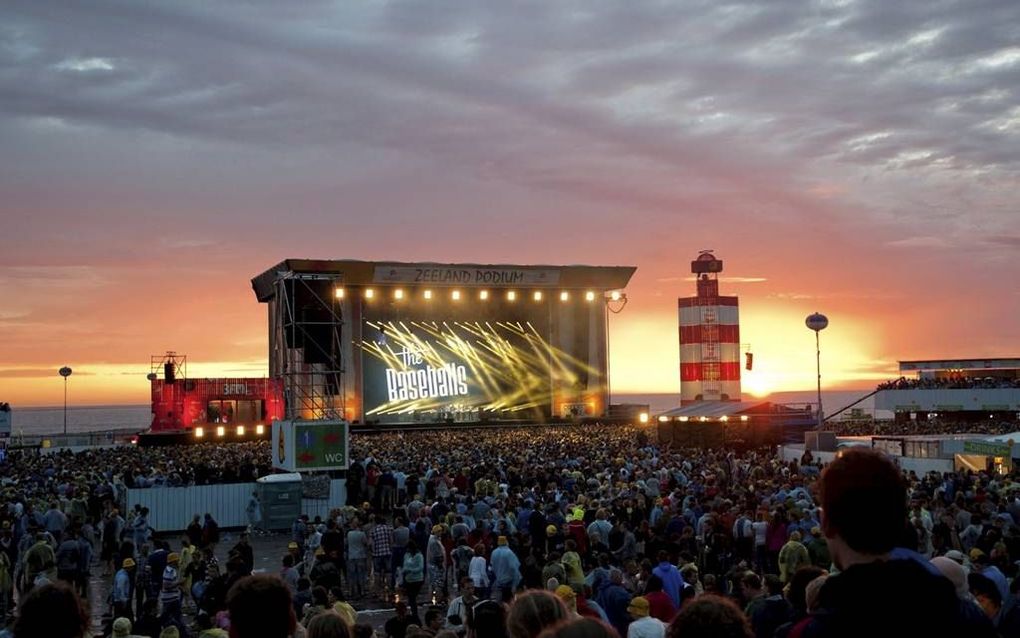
[360,299,593,422]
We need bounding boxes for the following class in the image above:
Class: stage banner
[272,419,349,472]
[373,265,560,286]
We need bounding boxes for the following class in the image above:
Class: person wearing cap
[490,535,521,602]
[971,549,1009,604]
[805,525,831,569]
[159,552,184,628]
[426,524,447,603]
[554,584,580,618]
[626,596,665,638]
[114,557,136,621]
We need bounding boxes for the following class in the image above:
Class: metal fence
[124,479,347,532]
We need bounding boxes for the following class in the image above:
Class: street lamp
[805,313,828,429]
[59,366,73,435]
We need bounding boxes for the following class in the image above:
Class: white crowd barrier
[124,479,347,532]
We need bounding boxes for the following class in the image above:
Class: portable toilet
[256,472,303,531]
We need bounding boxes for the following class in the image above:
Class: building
[148,352,284,437]
[251,260,635,425]
[679,251,741,404]
[875,358,1020,421]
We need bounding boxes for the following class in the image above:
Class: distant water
[10,405,150,435]
[615,390,890,419]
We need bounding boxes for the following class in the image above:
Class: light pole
[805,313,828,429]
[59,366,73,435]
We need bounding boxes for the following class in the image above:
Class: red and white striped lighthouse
[679,251,741,404]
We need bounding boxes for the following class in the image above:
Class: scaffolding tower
[271,272,346,421]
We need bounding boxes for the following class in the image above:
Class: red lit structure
[148,352,284,434]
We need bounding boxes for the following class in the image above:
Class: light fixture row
[657,415,751,423]
[335,288,612,302]
[194,423,266,438]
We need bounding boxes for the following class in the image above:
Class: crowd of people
[824,419,1020,437]
[3,424,1020,637]
[878,376,1020,391]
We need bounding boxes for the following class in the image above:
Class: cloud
[54,57,114,72]
[885,236,952,249]
[982,235,1020,248]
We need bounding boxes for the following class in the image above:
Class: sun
[742,371,774,398]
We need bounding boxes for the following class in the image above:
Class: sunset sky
[2,0,1018,407]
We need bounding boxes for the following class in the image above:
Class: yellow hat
[167,552,180,564]
[122,558,136,568]
[315,547,325,557]
[627,596,650,617]
[554,585,576,601]
[970,548,985,561]
[288,541,299,550]
[546,524,558,536]
[498,536,508,546]
[333,601,357,626]
[432,525,444,535]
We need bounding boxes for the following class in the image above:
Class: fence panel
[301,479,347,521]
[125,483,253,532]
[125,479,346,532]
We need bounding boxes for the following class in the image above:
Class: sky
[2,0,1019,407]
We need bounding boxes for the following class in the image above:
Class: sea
[10,389,886,435]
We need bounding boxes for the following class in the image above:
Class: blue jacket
[652,561,685,607]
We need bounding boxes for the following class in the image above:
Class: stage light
[394,289,404,300]
[451,290,461,301]
[334,288,345,299]
[658,416,670,423]
[639,412,649,423]
[533,291,543,301]
[236,425,245,436]
[194,427,204,438]
[679,416,689,422]
[507,291,517,301]
[740,415,749,422]
[560,291,569,302]
[585,291,596,302]
[255,424,265,435]
[424,289,433,300]
[216,425,226,437]
[365,288,375,299]
[479,290,489,300]
[699,416,708,422]
[610,291,622,301]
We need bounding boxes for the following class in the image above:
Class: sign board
[963,440,1012,457]
[271,419,349,472]
[373,266,561,287]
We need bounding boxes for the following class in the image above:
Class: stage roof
[252,259,636,302]
[657,400,772,418]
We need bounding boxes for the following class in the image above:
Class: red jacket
[646,590,677,623]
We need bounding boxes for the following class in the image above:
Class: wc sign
[271,419,349,472]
